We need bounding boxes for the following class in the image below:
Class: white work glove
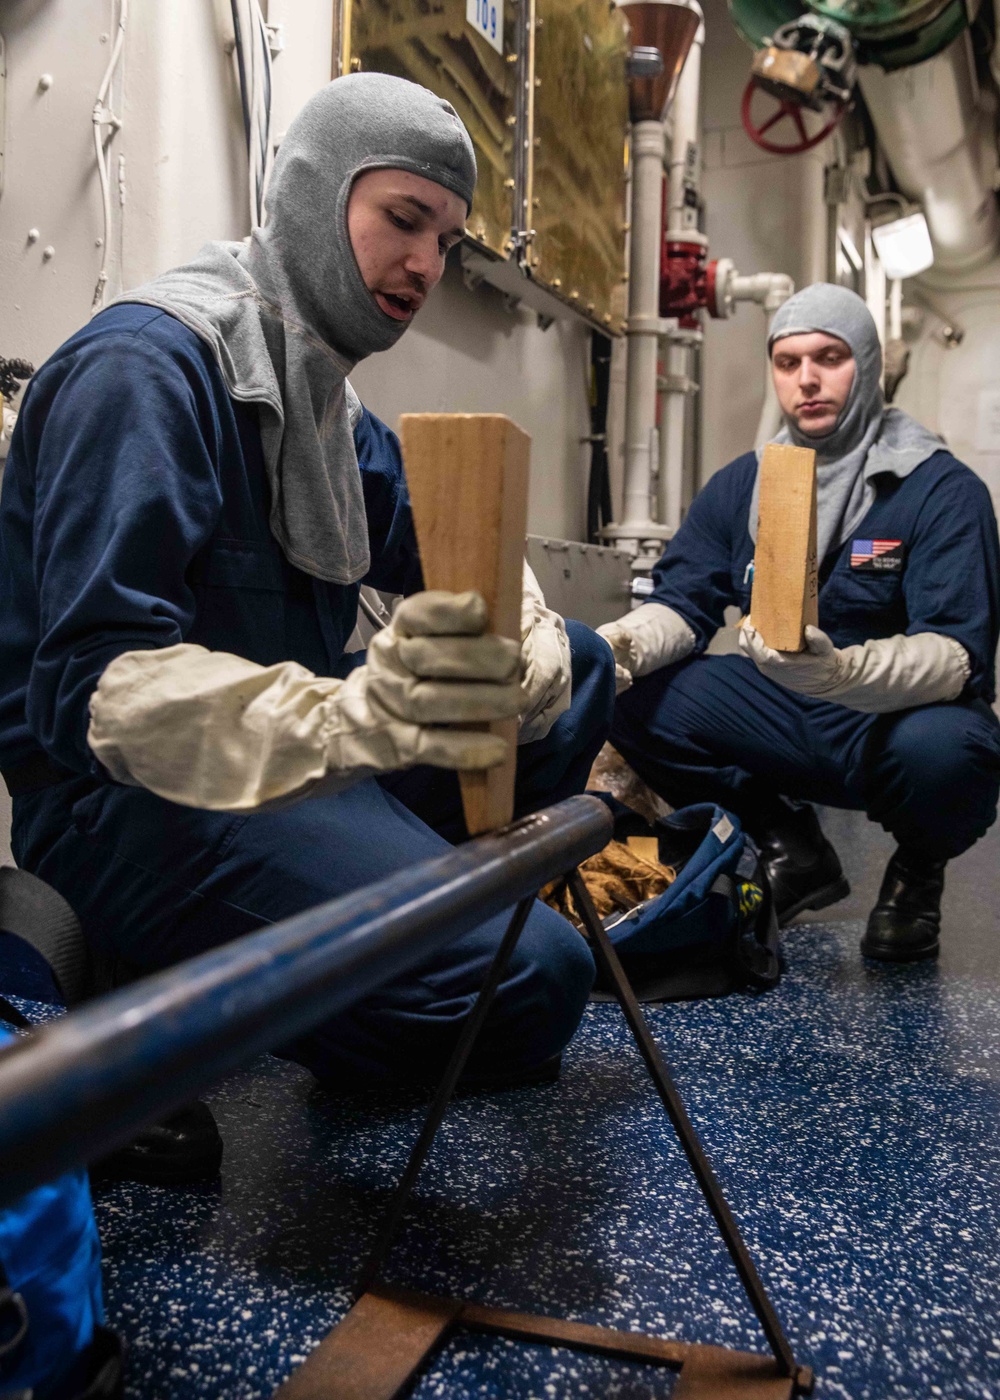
[88,591,524,811]
[518,562,573,744]
[597,602,697,694]
[739,622,970,714]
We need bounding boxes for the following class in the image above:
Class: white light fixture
[871,212,934,280]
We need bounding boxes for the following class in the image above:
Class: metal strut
[282,866,812,1399]
[356,894,536,1297]
[566,868,798,1378]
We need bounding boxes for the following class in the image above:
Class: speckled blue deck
[7,811,1000,1399]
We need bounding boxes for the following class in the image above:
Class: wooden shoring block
[749,443,818,652]
[399,413,531,835]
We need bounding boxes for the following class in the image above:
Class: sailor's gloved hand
[518,563,572,744]
[593,620,635,696]
[739,622,841,694]
[739,622,970,713]
[365,590,523,726]
[87,590,524,812]
[597,602,697,694]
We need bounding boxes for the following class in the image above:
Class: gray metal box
[525,536,632,628]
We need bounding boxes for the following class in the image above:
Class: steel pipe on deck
[0,795,613,1210]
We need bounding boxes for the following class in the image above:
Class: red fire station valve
[741,17,853,155]
[659,234,708,328]
[741,78,844,154]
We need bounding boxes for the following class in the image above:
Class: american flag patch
[850,539,904,572]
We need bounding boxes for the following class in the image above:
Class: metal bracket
[510,0,538,271]
[657,372,699,394]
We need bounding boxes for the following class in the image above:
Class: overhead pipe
[606,0,703,564]
[0,796,613,1210]
[857,34,1000,273]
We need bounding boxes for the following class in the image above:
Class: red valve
[660,238,707,328]
[741,79,844,155]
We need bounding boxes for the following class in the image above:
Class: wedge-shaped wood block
[399,413,530,835]
[749,443,818,652]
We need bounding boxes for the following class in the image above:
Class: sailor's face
[347,168,467,326]
[771,331,856,437]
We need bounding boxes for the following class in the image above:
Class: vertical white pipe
[754,354,784,449]
[622,119,666,529]
[888,279,903,341]
[659,339,688,528]
[667,26,703,237]
[865,227,887,352]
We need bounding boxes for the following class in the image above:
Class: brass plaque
[346,0,516,258]
[531,0,630,331]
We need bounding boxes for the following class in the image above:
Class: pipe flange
[706,257,734,318]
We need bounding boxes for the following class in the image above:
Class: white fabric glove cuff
[518,561,573,745]
[597,602,696,679]
[739,623,970,714]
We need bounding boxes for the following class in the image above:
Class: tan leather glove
[518,563,573,744]
[88,591,523,811]
[739,622,970,713]
[597,602,697,694]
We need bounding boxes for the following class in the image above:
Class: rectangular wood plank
[400,413,531,834]
[749,443,818,652]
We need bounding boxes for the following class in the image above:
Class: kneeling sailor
[599,283,1000,961]
[0,74,615,1088]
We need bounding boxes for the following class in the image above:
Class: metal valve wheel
[741,77,845,154]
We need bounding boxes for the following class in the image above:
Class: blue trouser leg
[381,619,617,842]
[612,652,1000,859]
[862,700,1000,857]
[11,775,595,1084]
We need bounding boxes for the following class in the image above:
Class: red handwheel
[741,78,844,154]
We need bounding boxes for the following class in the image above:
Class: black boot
[751,800,850,927]
[90,1101,223,1186]
[861,847,945,962]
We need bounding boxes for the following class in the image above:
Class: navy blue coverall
[0,305,615,1082]
[612,450,1000,859]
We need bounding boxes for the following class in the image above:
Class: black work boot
[861,847,945,962]
[90,1100,223,1186]
[751,800,850,927]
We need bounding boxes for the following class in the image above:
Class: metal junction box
[525,535,632,627]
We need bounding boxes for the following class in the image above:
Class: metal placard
[529,0,630,332]
[466,0,505,55]
[345,0,516,258]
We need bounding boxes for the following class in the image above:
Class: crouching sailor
[0,74,615,1088]
[599,283,1000,961]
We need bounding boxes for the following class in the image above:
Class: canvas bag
[591,800,781,1002]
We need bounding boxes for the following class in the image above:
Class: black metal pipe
[0,796,612,1209]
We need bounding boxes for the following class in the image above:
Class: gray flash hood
[750,282,943,561]
[112,72,477,585]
